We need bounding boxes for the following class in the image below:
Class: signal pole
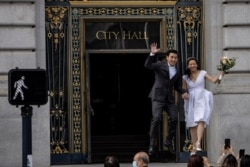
[21,105,33,167]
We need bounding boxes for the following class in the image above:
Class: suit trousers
[149,100,178,146]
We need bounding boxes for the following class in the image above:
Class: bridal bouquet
[216,56,236,84]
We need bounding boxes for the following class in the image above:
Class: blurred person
[132,151,150,167]
[221,154,238,167]
[239,154,250,167]
[217,144,235,167]
[187,154,203,167]
[187,154,213,167]
[104,156,120,167]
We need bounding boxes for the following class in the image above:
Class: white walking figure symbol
[13,76,28,100]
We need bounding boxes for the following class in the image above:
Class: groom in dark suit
[145,43,188,155]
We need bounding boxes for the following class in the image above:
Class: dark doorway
[89,53,154,162]
[90,53,153,135]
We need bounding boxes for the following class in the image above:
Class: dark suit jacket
[144,55,186,104]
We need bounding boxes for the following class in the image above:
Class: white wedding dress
[183,70,214,128]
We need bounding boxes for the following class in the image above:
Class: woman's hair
[104,156,120,167]
[185,57,200,80]
[240,154,250,167]
[221,154,238,167]
[187,154,204,167]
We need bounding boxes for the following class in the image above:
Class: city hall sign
[96,31,149,40]
[85,21,160,49]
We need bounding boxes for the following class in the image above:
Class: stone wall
[0,0,50,167]
[0,0,250,166]
[205,0,250,163]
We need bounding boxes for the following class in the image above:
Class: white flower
[221,56,228,65]
[217,56,236,72]
[216,56,236,84]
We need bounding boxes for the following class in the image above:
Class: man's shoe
[164,141,175,155]
[148,145,155,155]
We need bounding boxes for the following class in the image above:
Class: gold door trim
[70,1,177,7]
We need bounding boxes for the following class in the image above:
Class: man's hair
[136,152,150,164]
[157,49,178,61]
[166,49,178,56]
[104,156,120,167]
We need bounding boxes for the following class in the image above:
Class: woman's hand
[220,71,224,76]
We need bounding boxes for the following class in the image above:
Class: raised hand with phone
[239,149,245,159]
[223,138,234,155]
[216,139,236,167]
[224,138,230,149]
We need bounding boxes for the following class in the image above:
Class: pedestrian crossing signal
[8,69,48,106]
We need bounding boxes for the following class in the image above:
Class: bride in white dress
[182,57,223,155]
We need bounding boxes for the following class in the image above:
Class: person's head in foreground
[221,154,238,167]
[104,156,120,167]
[240,154,250,167]
[132,151,150,167]
[187,154,204,167]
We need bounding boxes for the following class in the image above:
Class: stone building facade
[0,1,50,167]
[0,0,250,166]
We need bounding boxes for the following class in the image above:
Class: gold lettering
[137,32,150,39]
[138,32,142,39]
[112,32,120,39]
[130,32,139,39]
[96,31,149,40]
[96,31,106,40]
[122,31,131,39]
[144,31,149,39]
[107,32,112,39]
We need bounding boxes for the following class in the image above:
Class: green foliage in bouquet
[216,56,236,73]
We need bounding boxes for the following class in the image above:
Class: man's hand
[150,42,161,54]
[182,92,189,99]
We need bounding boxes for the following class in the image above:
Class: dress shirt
[169,64,176,79]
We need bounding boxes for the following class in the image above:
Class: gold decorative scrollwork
[69,0,177,1]
[46,6,70,154]
[177,6,201,45]
[45,7,68,50]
